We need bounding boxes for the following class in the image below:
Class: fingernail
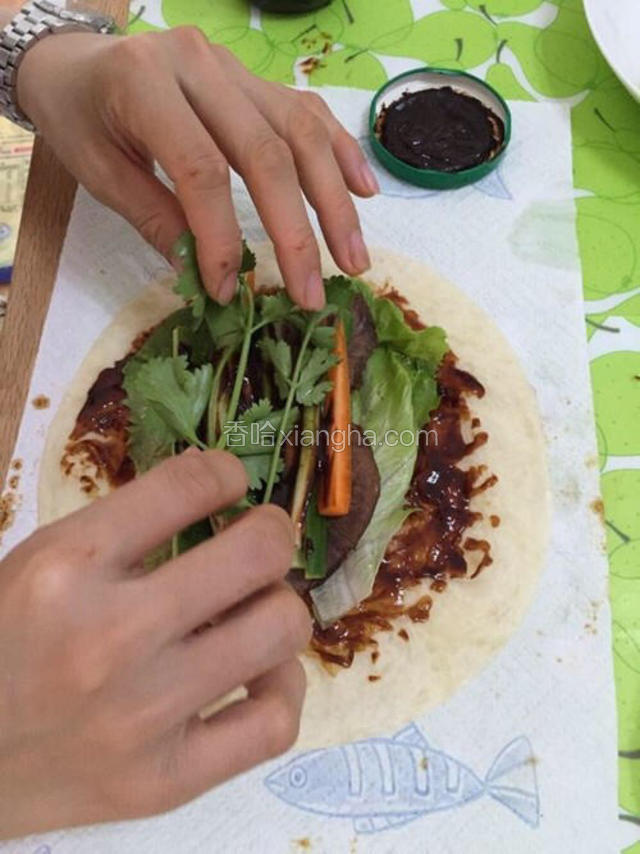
[218,270,238,304]
[349,230,371,273]
[360,160,380,195]
[305,270,325,311]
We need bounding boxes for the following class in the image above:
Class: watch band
[0,1,116,132]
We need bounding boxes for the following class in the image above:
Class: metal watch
[0,1,116,132]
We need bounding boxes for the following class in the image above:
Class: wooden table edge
[0,0,128,489]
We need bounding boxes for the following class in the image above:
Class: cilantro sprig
[126,355,212,449]
[127,232,339,522]
[261,304,337,503]
[173,232,257,325]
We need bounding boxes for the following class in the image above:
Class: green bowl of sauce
[369,67,512,190]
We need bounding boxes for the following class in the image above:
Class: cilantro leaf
[204,292,245,349]
[134,309,189,361]
[173,232,255,324]
[311,325,336,348]
[123,309,213,473]
[129,355,213,448]
[299,379,334,406]
[123,359,176,474]
[256,291,296,326]
[323,275,370,310]
[240,398,274,423]
[228,404,300,457]
[242,453,283,491]
[295,348,338,406]
[135,307,213,367]
[311,303,339,324]
[173,232,207,322]
[259,337,292,398]
[178,518,214,553]
[240,240,256,274]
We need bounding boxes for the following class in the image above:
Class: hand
[0,449,310,837]
[16,28,379,309]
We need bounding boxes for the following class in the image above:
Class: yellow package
[0,116,33,273]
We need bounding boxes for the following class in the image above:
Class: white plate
[584,0,640,101]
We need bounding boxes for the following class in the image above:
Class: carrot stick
[318,319,352,517]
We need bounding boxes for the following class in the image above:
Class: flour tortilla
[39,244,550,751]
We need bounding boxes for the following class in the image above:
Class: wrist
[16,30,109,125]
[0,2,115,131]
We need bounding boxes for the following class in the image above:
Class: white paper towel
[0,90,618,853]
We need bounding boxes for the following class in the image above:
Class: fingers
[124,70,242,302]
[178,50,325,310]
[172,658,306,803]
[300,89,380,198]
[214,48,379,199]
[162,581,311,722]
[60,449,248,571]
[145,502,295,637]
[232,83,370,277]
[105,32,380,308]
[85,142,187,259]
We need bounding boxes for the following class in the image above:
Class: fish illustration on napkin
[265,723,539,834]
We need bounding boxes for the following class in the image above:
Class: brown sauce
[63,359,134,488]
[66,289,497,671]
[32,394,50,410]
[310,346,495,669]
[0,491,17,536]
[376,86,505,173]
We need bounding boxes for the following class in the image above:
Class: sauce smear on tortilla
[64,289,497,671]
[310,319,496,669]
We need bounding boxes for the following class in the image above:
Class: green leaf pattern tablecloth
[131,1,640,843]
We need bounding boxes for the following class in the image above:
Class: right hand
[0,448,310,838]
[17,28,378,309]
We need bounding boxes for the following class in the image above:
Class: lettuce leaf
[371,296,447,371]
[311,349,418,626]
[325,274,447,370]
[310,272,450,623]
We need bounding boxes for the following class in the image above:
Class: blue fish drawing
[265,723,539,834]
[474,168,512,200]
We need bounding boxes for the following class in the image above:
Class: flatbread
[39,244,551,750]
